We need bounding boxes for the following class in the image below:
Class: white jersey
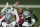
[2,13,19,27]
[0,2,19,27]
[2,21,17,27]
[5,14,12,22]
[1,9,19,27]
[22,19,36,27]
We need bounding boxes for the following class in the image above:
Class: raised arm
[1,2,8,15]
[9,9,19,27]
[9,1,19,15]
[0,16,5,25]
[12,1,19,8]
[9,9,17,15]
[10,1,19,11]
[29,9,38,22]
[15,9,19,23]
[0,16,5,22]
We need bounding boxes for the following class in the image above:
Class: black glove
[29,10,33,14]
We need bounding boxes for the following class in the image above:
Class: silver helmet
[23,11,30,19]
[5,9,10,14]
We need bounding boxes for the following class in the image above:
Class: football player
[22,10,38,27]
[1,1,19,23]
[0,8,19,27]
[15,8,24,27]
[0,1,19,27]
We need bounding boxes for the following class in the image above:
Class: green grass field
[0,0,40,27]
[0,8,40,27]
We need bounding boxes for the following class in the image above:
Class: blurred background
[0,0,40,27]
[0,0,40,5]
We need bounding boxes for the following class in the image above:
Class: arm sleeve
[15,12,19,23]
[9,7,13,11]
[11,9,19,23]
[1,7,8,15]
[9,4,16,11]
[10,9,17,15]
[9,21,16,27]
[9,7,16,15]
[9,9,19,27]
[1,5,8,15]
[0,16,5,25]
[32,14,38,22]
[10,11,16,15]
[10,14,19,27]
[0,16,5,21]
[29,9,38,22]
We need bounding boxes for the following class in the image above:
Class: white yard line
[0,5,40,8]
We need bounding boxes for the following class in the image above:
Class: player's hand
[29,10,33,14]
[6,2,9,7]
[14,1,19,6]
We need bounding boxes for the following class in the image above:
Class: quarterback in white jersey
[0,1,19,27]
[0,6,19,27]
[0,9,19,27]
[22,10,38,27]
[1,1,19,22]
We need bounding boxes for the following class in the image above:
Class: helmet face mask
[5,9,10,14]
[5,9,12,22]
[23,11,30,19]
